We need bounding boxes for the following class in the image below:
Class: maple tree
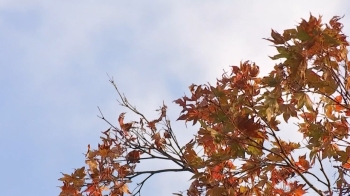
[59,14,350,196]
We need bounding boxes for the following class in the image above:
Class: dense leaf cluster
[59,15,350,196]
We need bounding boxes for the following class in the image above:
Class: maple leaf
[120,184,131,194]
[296,155,310,171]
[151,132,166,149]
[126,150,142,163]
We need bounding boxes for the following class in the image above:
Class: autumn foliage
[59,15,350,196]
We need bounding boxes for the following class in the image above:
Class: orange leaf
[297,155,310,171]
[293,186,306,196]
[210,165,224,180]
[335,104,343,112]
[342,158,350,169]
[84,184,97,194]
[343,162,350,170]
[299,112,316,121]
[335,95,342,103]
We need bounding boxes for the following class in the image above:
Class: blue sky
[0,1,349,195]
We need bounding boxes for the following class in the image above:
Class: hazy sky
[0,1,349,195]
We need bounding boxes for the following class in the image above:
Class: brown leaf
[270,29,285,44]
[126,150,142,163]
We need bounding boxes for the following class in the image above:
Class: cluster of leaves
[59,14,350,196]
[59,79,194,196]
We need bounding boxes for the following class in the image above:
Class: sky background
[0,1,350,195]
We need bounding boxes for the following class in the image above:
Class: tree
[59,14,350,196]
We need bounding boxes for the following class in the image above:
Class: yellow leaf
[325,104,336,120]
[120,184,131,194]
[240,186,248,193]
[304,94,314,111]
[86,160,98,172]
